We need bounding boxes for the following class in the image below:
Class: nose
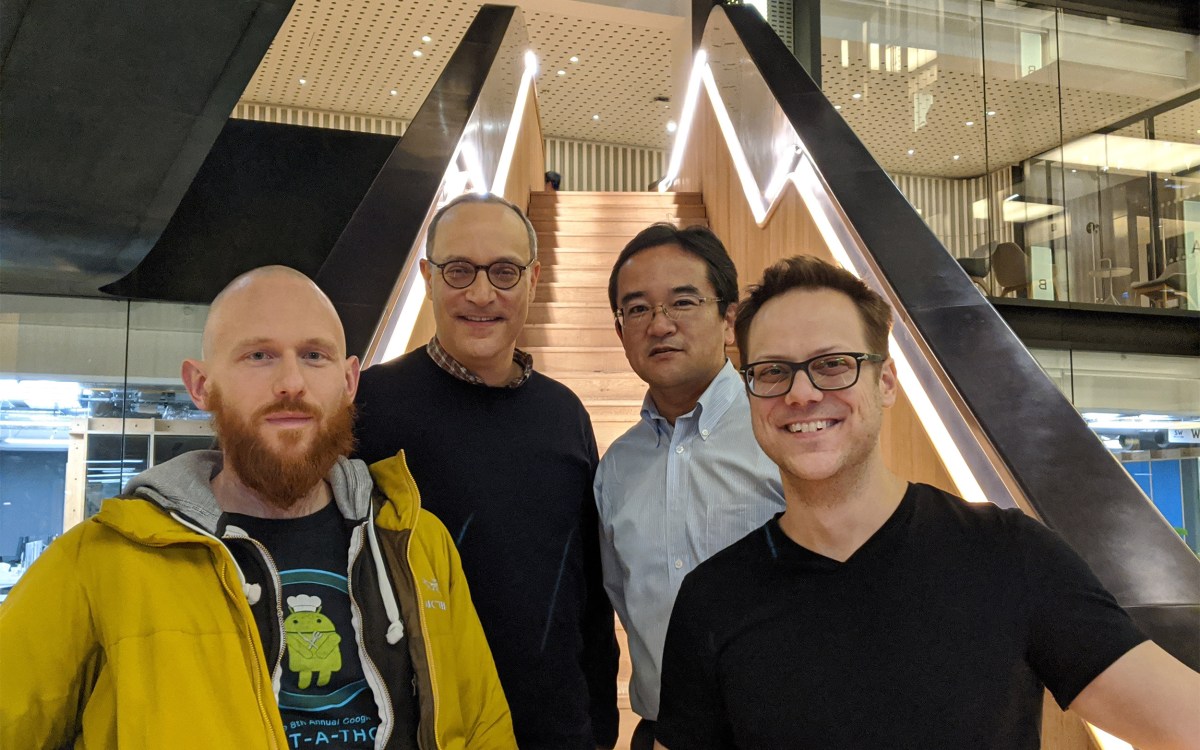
[645,305,678,337]
[463,268,497,305]
[273,354,308,398]
[782,368,823,407]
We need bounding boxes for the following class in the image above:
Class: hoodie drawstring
[366,518,405,644]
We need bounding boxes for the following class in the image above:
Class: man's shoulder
[359,348,431,388]
[688,519,776,583]
[907,483,1051,562]
[526,369,588,411]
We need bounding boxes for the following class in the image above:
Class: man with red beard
[0,266,515,749]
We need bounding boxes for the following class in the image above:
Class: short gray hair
[426,193,537,262]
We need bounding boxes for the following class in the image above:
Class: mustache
[255,396,321,420]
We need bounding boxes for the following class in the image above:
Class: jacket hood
[114,450,376,536]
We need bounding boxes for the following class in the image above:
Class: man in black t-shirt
[653,256,1200,750]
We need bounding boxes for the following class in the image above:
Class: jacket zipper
[403,475,442,750]
[215,554,280,750]
[225,531,288,682]
[348,526,395,748]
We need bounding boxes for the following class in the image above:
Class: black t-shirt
[656,483,1146,750]
[226,502,416,750]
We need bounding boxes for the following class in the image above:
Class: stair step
[536,248,620,269]
[528,206,708,221]
[527,303,614,325]
[538,233,643,251]
[594,419,639,447]
[532,218,707,235]
[544,372,649,400]
[536,284,608,303]
[586,400,644,422]
[538,266,612,285]
[527,346,629,373]
[519,324,618,347]
[530,191,704,208]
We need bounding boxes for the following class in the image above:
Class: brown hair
[735,255,892,360]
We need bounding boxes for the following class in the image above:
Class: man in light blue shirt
[594,224,784,750]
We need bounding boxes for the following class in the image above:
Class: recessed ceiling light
[298,77,307,85]
[390,89,398,96]
[412,50,423,57]
[834,104,842,111]
[1071,169,1077,173]
[907,149,915,156]
[987,110,996,116]
[422,35,432,43]
[592,114,600,121]
[666,120,678,133]
[557,69,566,76]
[965,121,974,126]
[851,92,862,99]
[569,56,579,63]
[953,154,961,160]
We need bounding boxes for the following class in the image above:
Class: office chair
[1131,260,1191,309]
[992,242,1030,298]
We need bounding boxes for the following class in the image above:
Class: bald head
[202,266,345,361]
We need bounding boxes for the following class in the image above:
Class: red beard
[208,388,356,510]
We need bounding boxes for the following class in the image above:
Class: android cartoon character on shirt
[284,594,343,689]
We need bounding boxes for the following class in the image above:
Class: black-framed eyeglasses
[740,352,885,398]
[614,295,722,328]
[429,259,533,290]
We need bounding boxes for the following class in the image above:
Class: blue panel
[1150,460,1184,529]
[1124,461,1152,497]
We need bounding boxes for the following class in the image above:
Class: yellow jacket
[0,451,515,749]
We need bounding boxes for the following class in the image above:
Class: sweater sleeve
[578,411,621,749]
[0,524,102,748]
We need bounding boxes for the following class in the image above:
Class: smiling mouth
[786,419,838,433]
[648,346,681,357]
[461,315,503,323]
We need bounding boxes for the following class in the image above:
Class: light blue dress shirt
[594,360,785,720]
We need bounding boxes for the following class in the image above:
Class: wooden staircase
[522,191,710,454]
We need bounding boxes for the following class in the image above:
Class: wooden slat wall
[544,137,666,192]
[677,91,1097,750]
[890,170,1015,257]
[232,102,407,136]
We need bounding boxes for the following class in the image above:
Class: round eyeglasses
[740,352,885,398]
[429,259,533,290]
[615,295,722,329]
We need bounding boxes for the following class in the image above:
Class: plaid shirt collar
[426,336,533,389]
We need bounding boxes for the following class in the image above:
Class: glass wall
[1032,347,1200,553]
[821,0,1199,309]
[0,295,211,594]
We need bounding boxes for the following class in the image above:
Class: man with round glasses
[596,224,783,750]
[353,193,619,750]
[654,255,1199,749]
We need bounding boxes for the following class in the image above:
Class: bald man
[0,267,516,750]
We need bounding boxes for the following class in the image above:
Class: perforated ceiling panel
[240,0,683,149]
[239,0,1195,176]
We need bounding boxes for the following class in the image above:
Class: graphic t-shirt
[226,502,412,749]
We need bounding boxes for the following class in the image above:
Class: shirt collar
[426,336,533,389]
[639,360,743,445]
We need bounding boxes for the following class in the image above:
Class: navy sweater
[354,347,619,750]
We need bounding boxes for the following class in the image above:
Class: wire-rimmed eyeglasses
[740,352,885,398]
[614,295,722,328]
[429,259,533,290]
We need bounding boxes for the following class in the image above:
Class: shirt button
[674,559,684,569]
[701,429,710,438]
[675,446,684,454]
